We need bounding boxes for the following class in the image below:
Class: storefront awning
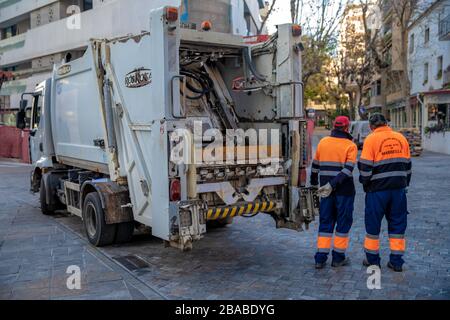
[423,89,450,105]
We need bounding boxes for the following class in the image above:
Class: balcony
[0,33,25,55]
[369,95,384,109]
[439,14,450,41]
[0,0,57,25]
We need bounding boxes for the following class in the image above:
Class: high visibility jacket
[311,130,358,196]
[358,126,412,193]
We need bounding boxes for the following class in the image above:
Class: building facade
[380,0,412,129]
[339,1,382,120]
[408,0,450,154]
[0,0,264,125]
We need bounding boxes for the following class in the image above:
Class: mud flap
[82,181,134,225]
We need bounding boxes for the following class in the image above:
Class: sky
[264,0,439,34]
[266,1,293,34]
[264,0,343,34]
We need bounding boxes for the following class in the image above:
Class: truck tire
[82,192,116,247]
[40,178,56,215]
[115,222,135,244]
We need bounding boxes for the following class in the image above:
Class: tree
[290,0,346,86]
[306,57,348,114]
[327,2,376,120]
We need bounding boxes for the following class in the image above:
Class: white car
[350,121,371,149]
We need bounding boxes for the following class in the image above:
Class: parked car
[350,121,371,149]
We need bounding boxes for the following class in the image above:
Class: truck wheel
[40,178,55,215]
[82,193,116,247]
[115,222,135,244]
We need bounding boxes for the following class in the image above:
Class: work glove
[317,183,333,198]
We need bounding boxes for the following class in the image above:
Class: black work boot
[315,262,326,270]
[387,262,403,272]
[332,257,350,268]
[363,259,381,268]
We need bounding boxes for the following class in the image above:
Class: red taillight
[165,7,179,22]
[201,20,212,31]
[292,24,302,37]
[170,179,181,201]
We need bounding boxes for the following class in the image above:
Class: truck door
[29,92,43,164]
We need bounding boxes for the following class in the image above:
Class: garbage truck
[16,5,319,250]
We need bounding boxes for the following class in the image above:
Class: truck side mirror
[20,99,28,110]
[16,110,26,129]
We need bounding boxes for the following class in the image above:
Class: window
[83,0,93,11]
[424,63,429,85]
[409,34,415,53]
[425,27,430,44]
[437,56,443,80]
[428,104,450,129]
[0,95,10,111]
[402,108,407,127]
[1,25,17,39]
[31,94,43,130]
[376,80,382,96]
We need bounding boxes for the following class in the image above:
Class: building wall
[382,2,413,128]
[0,0,59,26]
[408,2,450,95]
[408,1,450,155]
[423,132,450,154]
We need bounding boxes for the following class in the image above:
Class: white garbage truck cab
[17,5,319,250]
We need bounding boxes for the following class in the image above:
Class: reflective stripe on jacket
[358,126,412,193]
[311,130,358,196]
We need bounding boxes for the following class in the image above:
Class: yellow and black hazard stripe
[206,201,278,221]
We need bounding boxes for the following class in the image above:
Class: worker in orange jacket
[359,114,412,272]
[311,116,358,269]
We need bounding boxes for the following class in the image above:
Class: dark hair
[369,113,387,128]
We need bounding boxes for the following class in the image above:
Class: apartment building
[0,0,265,125]
[379,0,412,129]
[408,0,450,154]
[338,1,382,120]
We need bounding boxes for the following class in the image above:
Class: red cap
[334,116,350,128]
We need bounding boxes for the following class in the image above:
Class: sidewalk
[0,162,165,300]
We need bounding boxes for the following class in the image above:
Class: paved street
[0,139,449,300]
